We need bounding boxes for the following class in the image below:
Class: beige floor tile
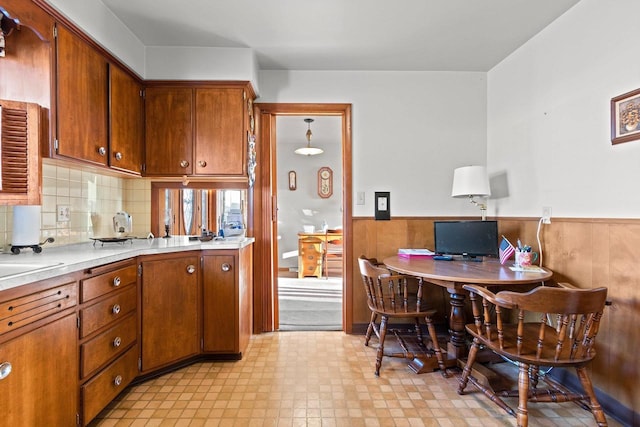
[90,331,623,427]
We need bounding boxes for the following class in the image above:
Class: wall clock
[317,167,333,198]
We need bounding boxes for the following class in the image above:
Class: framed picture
[288,170,296,191]
[317,167,333,198]
[611,88,640,144]
[374,192,390,220]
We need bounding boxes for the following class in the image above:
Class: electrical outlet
[57,205,70,222]
[542,206,552,224]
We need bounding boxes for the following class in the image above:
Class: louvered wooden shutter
[0,99,41,204]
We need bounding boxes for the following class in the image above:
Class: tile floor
[90,331,622,427]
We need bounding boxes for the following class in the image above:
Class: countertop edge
[0,237,255,291]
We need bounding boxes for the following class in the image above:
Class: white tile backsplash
[0,159,152,252]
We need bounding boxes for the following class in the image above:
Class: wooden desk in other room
[297,231,343,279]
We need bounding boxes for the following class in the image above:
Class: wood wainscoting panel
[352,216,639,415]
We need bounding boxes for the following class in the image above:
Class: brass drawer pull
[186,265,196,274]
[114,375,123,387]
[113,276,121,287]
[180,160,189,168]
[98,146,107,156]
[113,336,122,348]
[114,152,123,161]
[112,304,121,315]
[221,263,231,272]
[198,160,207,167]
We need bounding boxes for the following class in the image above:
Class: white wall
[259,71,488,217]
[145,46,259,93]
[45,0,260,91]
[44,0,145,75]
[487,0,640,219]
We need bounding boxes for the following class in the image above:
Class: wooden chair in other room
[322,234,343,278]
[458,283,609,427]
[358,256,446,377]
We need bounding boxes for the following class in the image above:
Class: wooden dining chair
[358,256,446,377]
[457,283,609,427]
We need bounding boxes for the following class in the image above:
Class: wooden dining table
[383,256,553,362]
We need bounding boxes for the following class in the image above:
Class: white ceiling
[101,0,580,72]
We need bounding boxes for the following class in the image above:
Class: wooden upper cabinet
[195,88,246,176]
[55,24,108,166]
[109,65,143,175]
[144,83,253,178]
[0,99,41,205]
[144,87,193,175]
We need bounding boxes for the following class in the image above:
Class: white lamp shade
[294,146,324,156]
[451,166,491,197]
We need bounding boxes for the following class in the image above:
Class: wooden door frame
[252,103,353,333]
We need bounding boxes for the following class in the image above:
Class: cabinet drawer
[81,313,136,379]
[81,263,137,303]
[80,285,136,338]
[0,282,77,334]
[82,344,138,424]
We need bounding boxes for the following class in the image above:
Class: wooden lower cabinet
[202,246,253,356]
[0,312,78,427]
[81,344,138,423]
[140,253,200,372]
[78,259,139,426]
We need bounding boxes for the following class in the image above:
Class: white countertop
[0,236,255,291]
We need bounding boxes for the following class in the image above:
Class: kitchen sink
[0,262,64,279]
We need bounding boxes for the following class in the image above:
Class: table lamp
[451,165,491,220]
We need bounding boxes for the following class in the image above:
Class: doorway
[276,116,343,330]
[252,103,353,334]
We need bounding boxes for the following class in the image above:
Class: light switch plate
[57,205,70,222]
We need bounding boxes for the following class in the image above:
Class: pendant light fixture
[294,118,324,156]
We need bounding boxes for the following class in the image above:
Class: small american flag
[499,236,515,265]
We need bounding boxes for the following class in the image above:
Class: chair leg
[364,312,378,346]
[575,366,608,426]
[375,315,389,377]
[414,318,423,346]
[424,315,447,376]
[458,339,480,394]
[516,363,530,427]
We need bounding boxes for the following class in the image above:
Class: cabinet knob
[114,152,123,161]
[112,304,121,315]
[113,336,122,348]
[221,263,231,272]
[113,276,121,287]
[198,160,207,167]
[0,362,12,380]
[186,265,196,274]
[114,375,123,387]
[98,147,107,156]
[180,160,190,168]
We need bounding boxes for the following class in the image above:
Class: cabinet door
[202,254,237,353]
[0,313,78,426]
[140,256,199,371]
[0,99,41,205]
[56,25,108,166]
[195,88,246,176]
[109,65,143,174]
[144,87,193,175]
